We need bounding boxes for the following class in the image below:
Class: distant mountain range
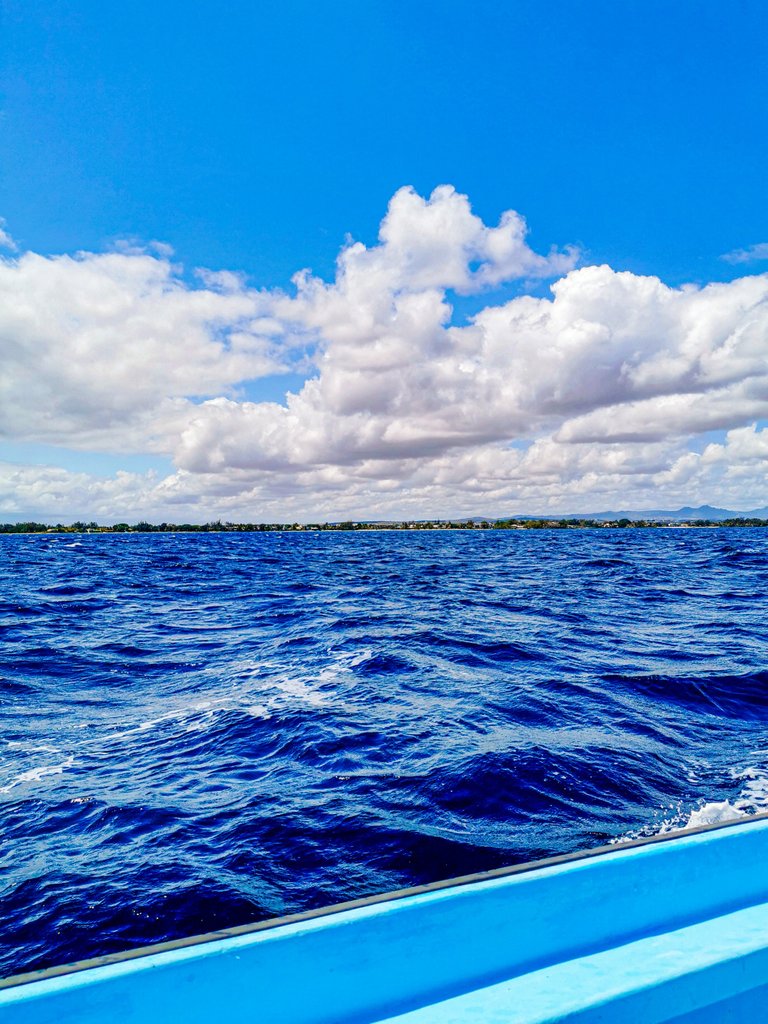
[500,505,768,522]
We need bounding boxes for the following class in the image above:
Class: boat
[3,812,768,1022]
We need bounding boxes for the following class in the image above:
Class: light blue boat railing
[4,813,768,1023]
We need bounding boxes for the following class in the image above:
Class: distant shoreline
[3,517,768,535]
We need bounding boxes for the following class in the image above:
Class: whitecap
[4,740,60,754]
[684,800,745,829]
[0,755,76,795]
[613,765,768,845]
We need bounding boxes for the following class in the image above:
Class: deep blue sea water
[2,528,768,978]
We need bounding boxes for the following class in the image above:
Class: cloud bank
[1,185,767,520]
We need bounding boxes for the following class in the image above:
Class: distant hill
[500,504,768,522]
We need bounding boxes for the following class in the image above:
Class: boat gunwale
[4,808,768,992]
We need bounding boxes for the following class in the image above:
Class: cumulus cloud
[722,242,768,265]
[0,462,160,521]
[1,185,768,519]
[176,263,768,480]
[0,246,293,450]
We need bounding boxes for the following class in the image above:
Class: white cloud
[0,462,160,521]
[1,185,768,520]
[175,263,768,479]
[722,242,768,264]
[0,219,17,252]
[0,247,294,451]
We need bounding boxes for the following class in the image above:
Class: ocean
[2,527,767,978]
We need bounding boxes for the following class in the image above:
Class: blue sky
[4,1,766,285]
[1,1,767,520]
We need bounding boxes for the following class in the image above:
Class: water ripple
[1,528,768,976]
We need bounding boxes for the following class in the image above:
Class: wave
[2,527,768,977]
